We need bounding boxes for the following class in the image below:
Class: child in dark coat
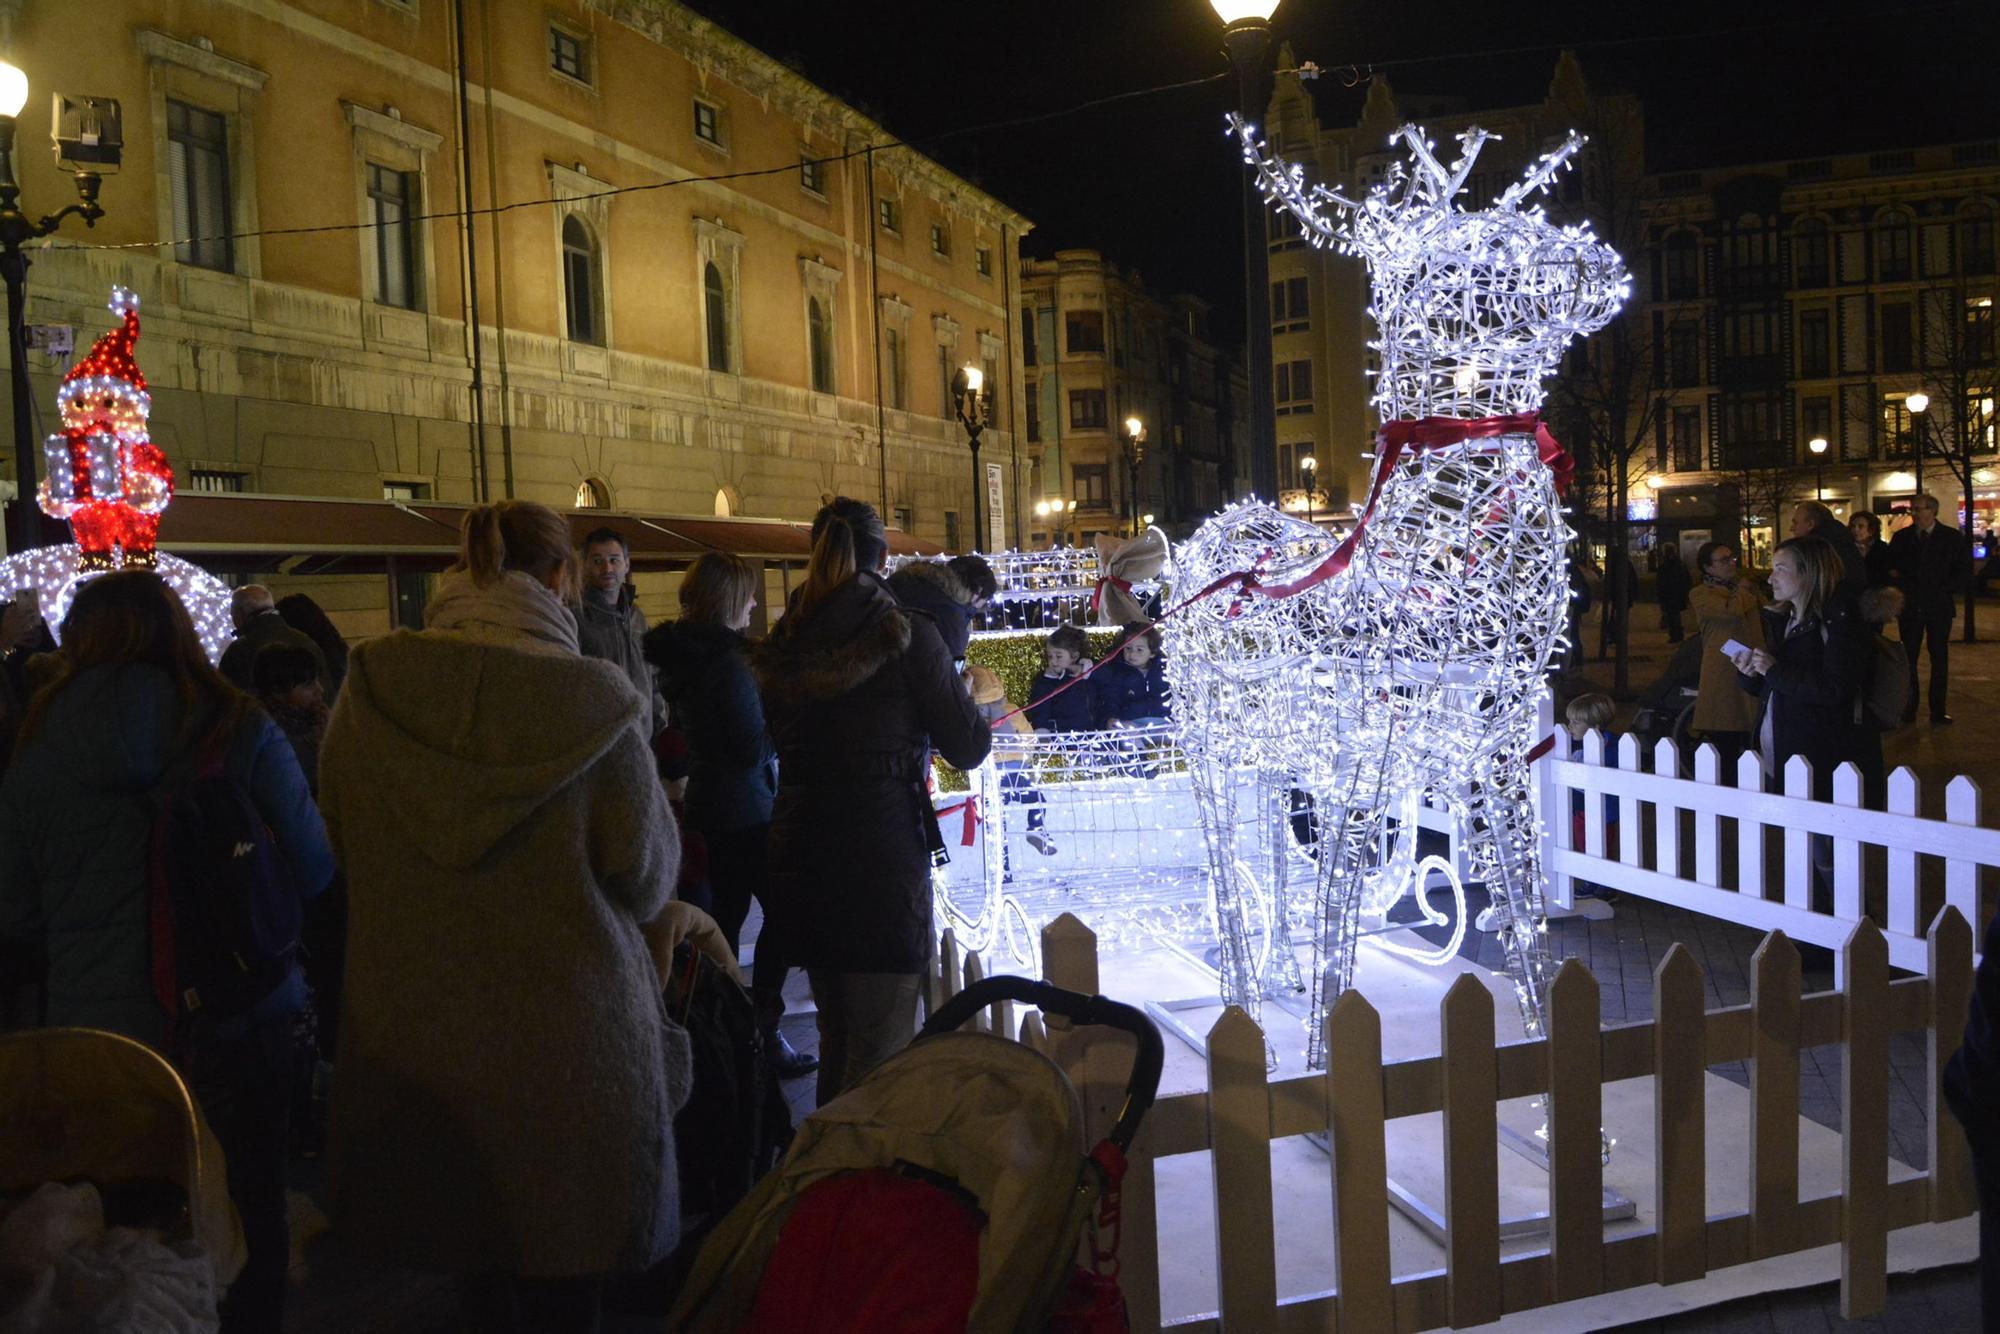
[1090,621,1171,728]
[1025,625,1095,733]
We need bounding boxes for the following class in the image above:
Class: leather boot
[764,1027,819,1080]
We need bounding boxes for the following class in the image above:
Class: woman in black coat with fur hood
[752,498,991,1106]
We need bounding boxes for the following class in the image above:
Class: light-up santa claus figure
[38,287,172,573]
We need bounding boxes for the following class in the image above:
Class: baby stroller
[1627,634,1705,768]
[0,1028,245,1316]
[667,975,1164,1333]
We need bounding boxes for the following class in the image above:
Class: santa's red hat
[57,286,149,418]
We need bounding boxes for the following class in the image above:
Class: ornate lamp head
[1232,118,1628,421]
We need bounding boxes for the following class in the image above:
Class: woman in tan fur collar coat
[319,501,690,1325]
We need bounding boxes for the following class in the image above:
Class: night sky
[687,0,2000,345]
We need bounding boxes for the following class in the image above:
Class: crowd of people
[0,494,1161,1331]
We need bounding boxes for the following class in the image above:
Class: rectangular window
[1021,308,1037,367]
[1798,309,1830,377]
[367,163,418,310]
[1025,384,1040,442]
[1663,239,1699,300]
[1883,393,1919,458]
[974,246,992,278]
[167,99,232,272]
[877,198,900,233]
[1965,215,1997,276]
[1065,310,1105,355]
[892,504,913,532]
[1069,389,1107,429]
[693,100,722,147]
[1720,392,1785,465]
[188,468,246,493]
[800,153,824,195]
[929,223,950,258]
[1267,208,1303,251]
[938,346,953,419]
[1795,228,1830,287]
[1881,301,1914,372]
[1968,297,1996,365]
[1271,276,1309,333]
[1073,465,1110,506]
[1879,224,1912,281]
[1274,358,1313,414]
[548,26,589,83]
[943,511,961,552]
[382,480,432,502]
[1670,407,1702,471]
[1668,320,1701,387]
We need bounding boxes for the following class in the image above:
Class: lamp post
[1808,435,1828,502]
[951,364,989,552]
[1299,453,1316,526]
[1210,0,1281,503]
[0,67,121,550]
[1034,496,1077,547]
[1118,414,1146,536]
[1908,392,1930,499]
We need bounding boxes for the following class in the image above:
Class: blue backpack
[148,738,301,1040]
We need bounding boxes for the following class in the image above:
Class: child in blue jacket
[1025,625,1096,733]
[1091,621,1171,728]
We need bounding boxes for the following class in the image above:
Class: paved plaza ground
[287,608,1999,1332]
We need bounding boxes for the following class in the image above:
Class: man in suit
[1888,493,1973,725]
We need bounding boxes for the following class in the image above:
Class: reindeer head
[1234,119,1628,421]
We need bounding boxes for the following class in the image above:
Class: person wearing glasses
[1686,541,1763,764]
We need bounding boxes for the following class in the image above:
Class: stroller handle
[924,975,1164,1154]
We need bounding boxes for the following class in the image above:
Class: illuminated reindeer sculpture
[1171,121,1629,1067]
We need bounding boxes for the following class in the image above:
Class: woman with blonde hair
[320,499,700,1330]
[1731,535,1877,803]
[753,497,990,1105]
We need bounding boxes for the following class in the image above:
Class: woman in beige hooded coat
[319,500,691,1330]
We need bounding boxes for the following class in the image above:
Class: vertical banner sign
[986,462,1006,554]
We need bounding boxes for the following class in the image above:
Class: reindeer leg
[1191,747,1260,1026]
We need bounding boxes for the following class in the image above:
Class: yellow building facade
[0,0,1030,629]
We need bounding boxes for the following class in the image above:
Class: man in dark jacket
[1887,494,1972,725]
[1654,547,1692,643]
[884,555,994,663]
[219,585,326,692]
[578,527,665,737]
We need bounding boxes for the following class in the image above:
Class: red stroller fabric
[739,1167,981,1333]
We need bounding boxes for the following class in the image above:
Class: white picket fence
[1542,730,1997,975]
[929,910,1979,1332]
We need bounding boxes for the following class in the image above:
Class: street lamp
[951,364,989,552]
[1808,435,1828,501]
[1034,495,1077,547]
[1299,454,1317,525]
[0,68,121,549]
[1211,0,1282,503]
[1907,392,1930,497]
[1118,414,1146,536]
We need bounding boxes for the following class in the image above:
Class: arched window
[807,295,833,393]
[1793,216,1830,287]
[1876,211,1913,282]
[714,486,738,517]
[575,477,609,509]
[561,215,601,345]
[704,261,729,372]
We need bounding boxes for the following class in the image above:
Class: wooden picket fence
[1544,731,1996,976]
[928,910,1979,1332]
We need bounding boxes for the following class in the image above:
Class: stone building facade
[0,0,1030,628]
[1639,142,1999,566]
[1019,249,1247,548]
